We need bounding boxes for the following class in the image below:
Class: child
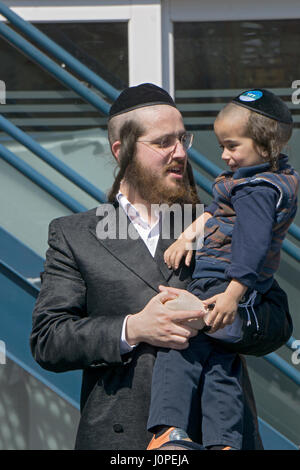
[146,89,299,450]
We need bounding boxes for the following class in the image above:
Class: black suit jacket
[30,203,263,450]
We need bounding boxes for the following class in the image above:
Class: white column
[161,0,174,97]
[128,1,163,87]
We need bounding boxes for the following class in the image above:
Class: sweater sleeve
[205,200,218,215]
[225,184,279,289]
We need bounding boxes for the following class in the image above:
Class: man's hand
[202,292,239,333]
[126,287,206,350]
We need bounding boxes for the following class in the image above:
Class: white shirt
[116,192,160,354]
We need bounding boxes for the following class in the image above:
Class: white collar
[116,191,160,230]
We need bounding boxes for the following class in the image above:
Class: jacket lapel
[154,231,175,283]
[89,203,173,291]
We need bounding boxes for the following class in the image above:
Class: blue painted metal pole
[1,14,299,244]
[0,143,87,213]
[192,168,213,196]
[281,238,300,262]
[0,1,120,102]
[289,223,300,241]
[0,258,40,298]
[0,115,107,203]
[286,336,300,350]
[188,147,220,178]
[264,352,300,386]
[0,22,110,115]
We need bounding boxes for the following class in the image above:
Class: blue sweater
[193,155,299,293]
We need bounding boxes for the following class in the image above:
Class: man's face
[135,105,187,187]
[124,105,195,205]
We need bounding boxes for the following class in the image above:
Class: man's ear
[111,140,121,162]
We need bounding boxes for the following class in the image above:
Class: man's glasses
[137,132,193,154]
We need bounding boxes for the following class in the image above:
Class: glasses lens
[138,133,194,153]
[181,133,193,150]
[160,136,174,149]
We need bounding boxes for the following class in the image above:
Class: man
[30,83,291,450]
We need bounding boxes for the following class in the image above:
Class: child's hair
[245,110,293,171]
[217,102,293,171]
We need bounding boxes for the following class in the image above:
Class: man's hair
[217,103,293,171]
[107,118,145,202]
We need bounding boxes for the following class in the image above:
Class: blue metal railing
[264,351,300,386]
[189,147,221,179]
[0,1,299,396]
[0,1,119,102]
[1,252,298,448]
[192,167,213,196]
[0,1,299,253]
[0,22,110,115]
[2,252,300,400]
[0,115,106,204]
[2,140,299,393]
[286,336,300,350]
[0,143,87,213]
[0,258,40,299]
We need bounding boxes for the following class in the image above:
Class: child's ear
[261,148,269,159]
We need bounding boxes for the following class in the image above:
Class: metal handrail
[0,1,119,102]
[0,143,87,213]
[0,258,40,298]
[0,257,81,410]
[2,143,298,386]
[281,239,300,262]
[1,6,299,245]
[286,336,300,354]
[0,115,106,204]
[1,5,299,244]
[1,250,299,391]
[189,147,220,179]
[192,167,213,196]
[0,22,110,115]
[0,6,298,432]
[264,352,300,386]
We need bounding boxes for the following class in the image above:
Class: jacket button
[113,423,124,433]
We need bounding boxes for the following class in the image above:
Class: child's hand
[202,292,239,333]
[164,237,194,270]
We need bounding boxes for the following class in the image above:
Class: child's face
[214,113,266,172]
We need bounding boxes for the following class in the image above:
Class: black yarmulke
[232,89,293,124]
[109,83,176,119]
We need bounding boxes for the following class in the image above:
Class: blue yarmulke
[109,83,176,119]
[232,89,293,124]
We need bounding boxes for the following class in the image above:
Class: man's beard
[123,156,200,206]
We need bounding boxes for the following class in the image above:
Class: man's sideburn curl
[107,120,145,202]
